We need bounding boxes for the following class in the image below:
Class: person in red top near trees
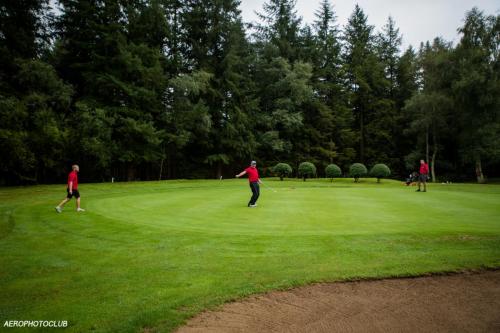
[55,165,85,213]
[417,159,429,192]
[236,160,262,207]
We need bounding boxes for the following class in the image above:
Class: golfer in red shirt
[236,160,262,207]
[55,165,85,213]
[417,159,429,192]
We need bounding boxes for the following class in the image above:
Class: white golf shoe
[55,206,62,213]
[77,208,86,212]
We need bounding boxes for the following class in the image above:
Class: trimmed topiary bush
[298,162,316,181]
[370,163,391,183]
[349,163,367,182]
[273,163,293,181]
[325,164,342,182]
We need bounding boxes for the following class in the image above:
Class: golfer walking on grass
[55,165,85,213]
[417,159,429,192]
[236,161,261,207]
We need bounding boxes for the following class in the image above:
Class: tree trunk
[431,152,436,183]
[127,165,135,181]
[360,110,365,163]
[159,158,164,181]
[166,145,173,179]
[329,140,334,164]
[431,131,437,183]
[280,176,283,181]
[475,157,485,183]
[216,161,222,179]
[167,159,172,179]
[425,125,429,166]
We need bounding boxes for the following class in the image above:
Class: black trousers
[248,182,260,206]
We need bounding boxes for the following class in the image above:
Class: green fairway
[1,179,499,332]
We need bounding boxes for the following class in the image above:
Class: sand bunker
[178,270,500,332]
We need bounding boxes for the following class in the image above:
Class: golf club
[260,180,277,192]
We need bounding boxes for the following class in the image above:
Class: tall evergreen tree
[404,39,454,182]
[255,0,302,62]
[453,8,500,182]
[254,57,312,166]
[309,0,354,168]
[55,0,166,180]
[395,47,419,109]
[377,16,402,97]
[394,46,419,173]
[376,16,411,175]
[160,70,212,179]
[126,0,169,49]
[0,0,72,184]
[343,5,391,165]
[182,0,258,177]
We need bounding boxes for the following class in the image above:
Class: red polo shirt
[245,167,259,182]
[420,163,429,175]
[68,171,78,189]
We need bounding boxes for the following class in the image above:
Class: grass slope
[1,179,499,332]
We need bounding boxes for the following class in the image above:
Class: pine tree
[376,16,409,175]
[308,0,353,169]
[394,46,419,173]
[253,57,312,165]
[0,0,72,184]
[255,0,302,62]
[404,38,454,182]
[343,5,391,165]
[377,16,402,98]
[395,47,419,109]
[55,0,166,180]
[126,0,169,49]
[453,8,500,182]
[182,0,258,178]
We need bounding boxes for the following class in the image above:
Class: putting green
[89,180,499,236]
[1,179,499,332]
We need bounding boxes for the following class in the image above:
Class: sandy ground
[177,270,500,333]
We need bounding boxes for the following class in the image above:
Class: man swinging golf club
[55,164,85,213]
[236,160,261,207]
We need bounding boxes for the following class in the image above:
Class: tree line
[1,0,499,185]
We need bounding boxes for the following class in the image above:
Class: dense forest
[1,0,499,185]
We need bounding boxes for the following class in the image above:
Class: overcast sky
[240,0,499,50]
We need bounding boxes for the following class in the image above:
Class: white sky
[240,0,500,51]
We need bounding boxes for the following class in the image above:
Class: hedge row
[272,162,391,182]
